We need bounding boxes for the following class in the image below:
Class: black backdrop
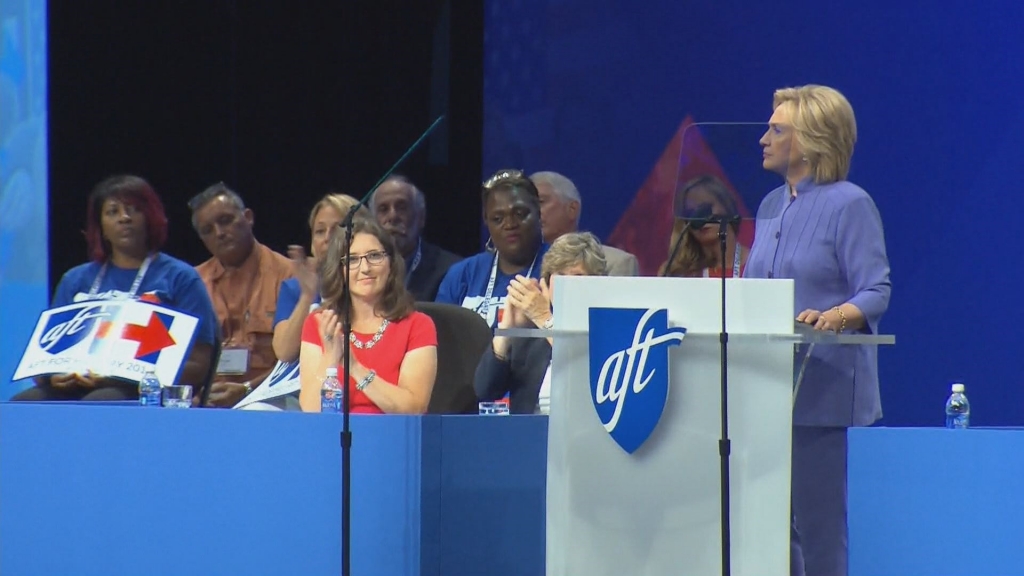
[47,0,483,292]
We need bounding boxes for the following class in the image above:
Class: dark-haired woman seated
[435,169,548,330]
[298,217,438,413]
[11,175,218,401]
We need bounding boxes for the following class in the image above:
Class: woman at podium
[11,175,218,401]
[659,174,749,278]
[297,217,438,414]
[434,169,549,330]
[473,231,608,414]
[745,85,891,576]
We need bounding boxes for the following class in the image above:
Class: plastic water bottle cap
[326,367,338,377]
[951,383,965,393]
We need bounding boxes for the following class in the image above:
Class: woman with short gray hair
[474,232,607,414]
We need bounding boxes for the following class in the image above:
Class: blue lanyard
[404,241,423,286]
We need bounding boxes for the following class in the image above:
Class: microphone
[661,204,713,277]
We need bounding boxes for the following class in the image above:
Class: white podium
[500,276,894,576]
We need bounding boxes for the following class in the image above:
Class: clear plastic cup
[161,385,193,409]
[478,401,510,416]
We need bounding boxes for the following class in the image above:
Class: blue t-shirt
[434,245,549,329]
[53,253,218,345]
[273,278,322,328]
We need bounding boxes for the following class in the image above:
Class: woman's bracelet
[356,370,376,391]
[831,306,847,333]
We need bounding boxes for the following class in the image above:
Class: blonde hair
[307,193,370,230]
[540,231,608,282]
[773,85,857,183]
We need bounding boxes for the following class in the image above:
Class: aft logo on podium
[588,308,686,454]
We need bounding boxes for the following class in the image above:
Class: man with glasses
[190,183,293,407]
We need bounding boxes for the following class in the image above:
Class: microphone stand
[339,205,355,576]
[715,215,739,576]
[335,115,445,576]
[668,209,738,576]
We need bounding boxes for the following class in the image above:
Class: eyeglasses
[341,250,389,268]
[483,169,526,189]
[679,202,715,219]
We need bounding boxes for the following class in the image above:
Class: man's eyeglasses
[483,169,526,189]
[341,250,389,268]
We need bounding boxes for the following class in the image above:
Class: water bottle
[321,367,343,414]
[945,383,970,429]
[138,370,162,407]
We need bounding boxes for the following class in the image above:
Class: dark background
[48,0,483,291]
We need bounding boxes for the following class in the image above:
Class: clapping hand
[507,275,552,327]
[316,309,344,364]
[316,310,359,369]
[498,295,529,329]
[288,245,318,298]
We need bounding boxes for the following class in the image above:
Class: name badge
[217,347,250,375]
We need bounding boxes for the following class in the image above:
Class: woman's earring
[485,237,495,252]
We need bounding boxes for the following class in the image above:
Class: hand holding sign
[50,371,98,389]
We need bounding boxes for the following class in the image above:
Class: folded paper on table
[13,300,198,386]
[233,360,301,409]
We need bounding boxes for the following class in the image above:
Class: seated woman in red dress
[298,217,437,413]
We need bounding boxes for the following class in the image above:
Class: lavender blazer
[744,179,891,427]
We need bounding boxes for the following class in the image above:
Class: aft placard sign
[232,360,301,409]
[14,300,199,386]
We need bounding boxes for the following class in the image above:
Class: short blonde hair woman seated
[473,232,608,414]
[298,217,437,413]
[273,193,371,363]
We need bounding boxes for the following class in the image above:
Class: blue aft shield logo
[588,308,686,454]
[37,303,113,354]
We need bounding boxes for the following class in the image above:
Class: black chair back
[198,336,222,407]
[415,302,492,414]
